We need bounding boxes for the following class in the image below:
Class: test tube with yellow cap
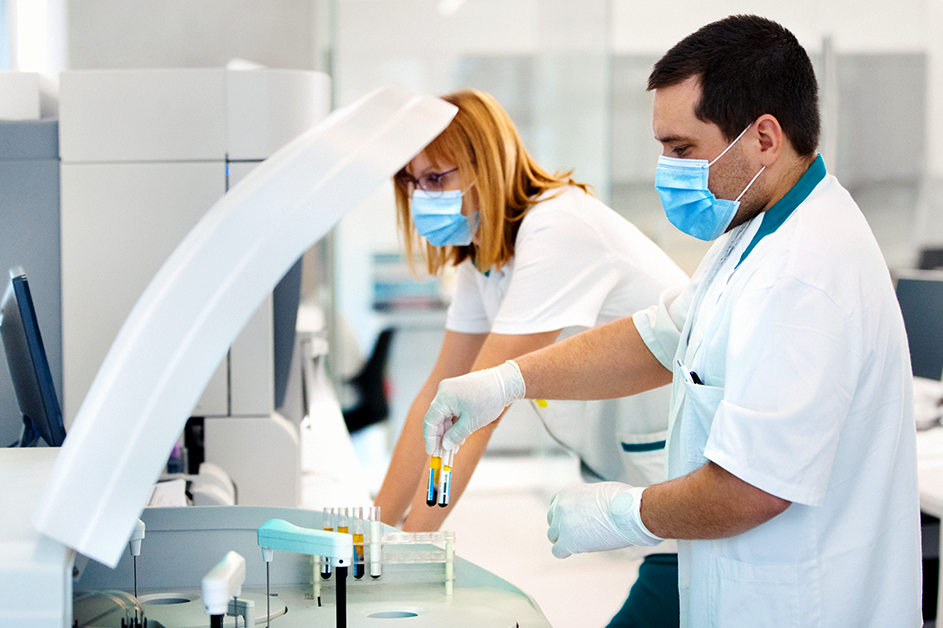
[437,447,454,508]
[426,424,445,507]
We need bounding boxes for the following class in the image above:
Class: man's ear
[754,114,784,166]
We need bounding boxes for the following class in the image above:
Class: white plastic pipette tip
[129,519,146,557]
[202,551,246,615]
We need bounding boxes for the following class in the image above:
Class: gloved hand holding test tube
[422,363,524,509]
[423,360,525,452]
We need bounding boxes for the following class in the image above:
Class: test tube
[368,506,382,579]
[313,553,321,607]
[437,448,454,508]
[426,423,445,507]
[337,507,350,534]
[352,507,365,579]
[321,507,333,580]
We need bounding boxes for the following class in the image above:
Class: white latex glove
[546,482,663,559]
[423,360,525,454]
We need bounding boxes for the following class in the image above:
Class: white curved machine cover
[32,85,457,568]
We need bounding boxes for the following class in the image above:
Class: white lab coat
[634,157,921,627]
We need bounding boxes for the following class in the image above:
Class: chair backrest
[343,327,395,433]
[918,247,943,271]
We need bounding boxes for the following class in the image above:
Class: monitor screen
[0,268,65,447]
[896,270,943,381]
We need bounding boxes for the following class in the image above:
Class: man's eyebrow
[656,134,693,144]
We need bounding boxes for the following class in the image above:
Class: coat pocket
[617,429,668,486]
[679,378,724,470]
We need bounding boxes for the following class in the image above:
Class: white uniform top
[634,157,921,628]
[447,186,688,492]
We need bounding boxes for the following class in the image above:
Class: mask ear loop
[734,166,766,202]
[708,123,754,167]
[707,122,765,202]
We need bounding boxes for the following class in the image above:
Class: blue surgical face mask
[411,189,479,247]
[654,124,765,241]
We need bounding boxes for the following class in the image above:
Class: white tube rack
[311,530,456,596]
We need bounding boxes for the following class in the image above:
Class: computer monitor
[896,270,943,381]
[0,268,65,447]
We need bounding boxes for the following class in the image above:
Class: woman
[374,88,687,627]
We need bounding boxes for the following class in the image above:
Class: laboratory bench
[917,427,943,626]
[76,582,540,628]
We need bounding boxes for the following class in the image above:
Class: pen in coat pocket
[677,359,704,385]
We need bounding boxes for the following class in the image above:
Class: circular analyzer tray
[350,601,518,627]
[139,596,518,628]
[76,585,526,628]
[139,590,287,627]
[72,590,287,628]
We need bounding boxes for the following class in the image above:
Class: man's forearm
[516,316,671,401]
[641,462,792,540]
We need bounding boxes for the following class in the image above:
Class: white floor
[444,455,643,628]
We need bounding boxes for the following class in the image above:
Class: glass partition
[330,1,935,427]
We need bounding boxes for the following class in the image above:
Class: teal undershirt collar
[736,153,826,267]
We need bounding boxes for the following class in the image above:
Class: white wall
[68,0,326,71]
[61,0,943,178]
[611,0,929,54]
[930,0,943,178]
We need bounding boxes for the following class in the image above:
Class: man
[423,15,922,627]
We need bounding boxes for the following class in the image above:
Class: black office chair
[918,247,943,271]
[342,327,395,434]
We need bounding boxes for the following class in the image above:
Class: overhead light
[437,0,465,17]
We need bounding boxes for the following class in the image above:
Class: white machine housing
[0,86,456,628]
[0,72,57,120]
[58,68,331,506]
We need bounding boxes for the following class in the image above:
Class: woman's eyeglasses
[397,167,459,198]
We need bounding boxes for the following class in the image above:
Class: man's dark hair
[648,15,820,157]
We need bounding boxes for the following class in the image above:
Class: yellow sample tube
[426,453,441,506]
[427,425,444,507]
